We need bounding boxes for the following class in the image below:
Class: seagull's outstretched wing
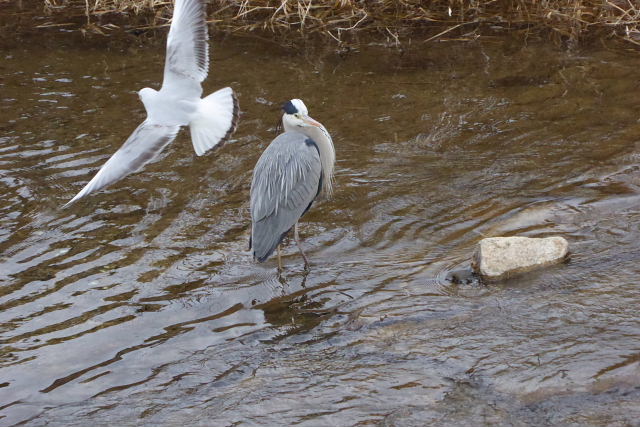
[162,0,209,97]
[64,122,180,207]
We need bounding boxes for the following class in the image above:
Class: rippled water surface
[1,31,640,426]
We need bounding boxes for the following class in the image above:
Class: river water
[1,31,639,426]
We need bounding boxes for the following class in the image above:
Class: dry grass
[38,1,640,46]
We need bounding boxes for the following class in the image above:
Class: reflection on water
[1,33,640,426]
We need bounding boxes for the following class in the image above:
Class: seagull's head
[137,87,157,104]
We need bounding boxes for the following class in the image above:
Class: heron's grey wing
[250,133,322,261]
[161,0,208,97]
[64,121,180,207]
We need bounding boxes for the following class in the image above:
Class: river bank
[3,1,640,48]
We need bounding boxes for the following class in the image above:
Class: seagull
[64,0,238,207]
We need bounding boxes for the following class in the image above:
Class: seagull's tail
[189,87,239,156]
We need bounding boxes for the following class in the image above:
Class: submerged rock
[473,236,569,280]
[445,268,478,285]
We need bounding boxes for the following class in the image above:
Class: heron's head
[281,99,336,197]
[282,99,323,131]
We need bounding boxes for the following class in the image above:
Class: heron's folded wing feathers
[250,134,322,260]
[162,0,209,96]
[64,122,180,206]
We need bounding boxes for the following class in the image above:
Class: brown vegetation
[33,1,640,46]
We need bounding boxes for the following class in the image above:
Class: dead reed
[38,1,640,46]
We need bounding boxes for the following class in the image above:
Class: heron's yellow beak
[302,116,322,128]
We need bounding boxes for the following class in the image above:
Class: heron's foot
[298,246,310,271]
[294,222,311,272]
[277,245,283,272]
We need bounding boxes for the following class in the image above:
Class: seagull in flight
[64,0,238,207]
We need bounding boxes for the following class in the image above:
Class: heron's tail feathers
[189,87,239,156]
[251,225,288,263]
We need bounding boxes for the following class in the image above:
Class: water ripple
[0,38,639,427]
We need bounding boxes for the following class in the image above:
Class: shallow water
[1,32,639,426]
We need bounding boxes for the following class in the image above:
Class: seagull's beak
[302,115,323,128]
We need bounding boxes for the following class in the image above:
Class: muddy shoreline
[3,0,640,49]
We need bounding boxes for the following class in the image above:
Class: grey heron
[64,0,238,207]
[250,99,336,270]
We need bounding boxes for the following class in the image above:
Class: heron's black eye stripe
[282,100,298,115]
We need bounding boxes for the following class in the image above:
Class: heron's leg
[294,222,310,270]
[277,245,283,271]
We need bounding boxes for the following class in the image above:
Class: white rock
[473,236,569,280]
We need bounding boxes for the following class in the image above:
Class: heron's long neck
[297,125,335,197]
